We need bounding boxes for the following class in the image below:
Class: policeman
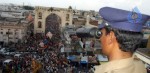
[95,7,149,73]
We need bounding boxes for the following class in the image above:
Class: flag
[39,42,44,47]
[46,31,53,39]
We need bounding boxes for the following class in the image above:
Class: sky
[0,0,150,15]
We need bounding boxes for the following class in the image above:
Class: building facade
[0,4,34,45]
[34,6,73,34]
[34,6,104,35]
[0,22,28,44]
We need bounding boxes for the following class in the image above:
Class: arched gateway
[45,14,61,41]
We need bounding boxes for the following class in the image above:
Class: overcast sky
[0,0,150,15]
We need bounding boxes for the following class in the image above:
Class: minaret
[86,15,90,26]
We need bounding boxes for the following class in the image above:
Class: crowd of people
[1,18,97,73]
[2,53,33,73]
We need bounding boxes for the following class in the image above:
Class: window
[6,32,13,35]
[38,21,42,28]
[72,21,74,24]
[38,12,42,19]
[1,32,3,34]
[65,23,69,26]
[6,32,9,35]
[66,14,69,21]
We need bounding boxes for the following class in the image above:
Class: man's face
[99,28,113,55]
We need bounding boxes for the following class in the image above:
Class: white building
[0,4,34,44]
[0,4,23,11]
[0,22,28,43]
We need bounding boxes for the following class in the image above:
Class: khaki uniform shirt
[95,57,146,73]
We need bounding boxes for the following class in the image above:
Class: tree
[23,6,34,10]
[68,6,72,9]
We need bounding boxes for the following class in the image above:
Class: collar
[95,57,134,73]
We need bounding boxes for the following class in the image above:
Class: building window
[6,32,9,35]
[65,23,69,26]
[72,21,74,24]
[38,21,42,28]
[1,32,3,34]
[66,14,69,21]
[6,32,13,35]
[38,12,42,19]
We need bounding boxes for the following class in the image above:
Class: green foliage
[68,6,72,9]
[23,6,34,10]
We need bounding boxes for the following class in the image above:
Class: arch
[65,23,69,26]
[38,21,42,28]
[38,12,42,19]
[45,13,61,41]
[66,14,70,21]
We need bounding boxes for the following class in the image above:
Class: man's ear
[107,31,116,45]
